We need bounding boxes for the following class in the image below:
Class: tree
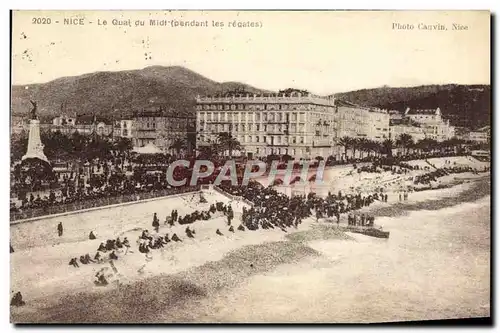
[70,131,89,159]
[350,138,362,159]
[86,136,113,160]
[169,137,187,156]
[367,140,381,158]
[441,137,464,154]
[42,130,73,160]
[10,130,28,161]
[357,138,371,159]
[338,136,353,160]
[198,145,218,159]
[216,132,241,157]
[396,134,414,156]
[382,139,394,157]
[115,137,133,156]
[416,138,438,153]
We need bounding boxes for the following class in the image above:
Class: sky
[12,10,490,95]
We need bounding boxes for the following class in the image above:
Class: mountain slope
[334,84,491,129]
[11,66,270,120]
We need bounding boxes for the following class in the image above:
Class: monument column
[22,101,49,163]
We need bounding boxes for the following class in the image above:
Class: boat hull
[341,226,390,239]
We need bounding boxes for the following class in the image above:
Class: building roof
[335,99,387,113]
[476,125,490,132]
[405,108,440,115]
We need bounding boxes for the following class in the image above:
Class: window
[256,136,260,143]
[256,124,260,131]
[300,137,304,144]
[264,136,267,143]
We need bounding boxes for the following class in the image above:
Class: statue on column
[30,100,38,120]
[22,99,49,164]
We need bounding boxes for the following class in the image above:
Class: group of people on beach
[219,180,387,231]
[399,191,410,201]
[68,232,131,269]
[347,213,376,227]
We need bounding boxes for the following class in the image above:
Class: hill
[334,84,491,129]
[11,66,271,120]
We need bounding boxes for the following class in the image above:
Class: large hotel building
[195,89,390,160]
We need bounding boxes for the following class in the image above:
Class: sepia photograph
[9,10,491,324]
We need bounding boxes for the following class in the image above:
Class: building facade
[388,118,426,142]
[403,107,455,142]
[467,126,490,144]
[119,120,134,139]
[196,90,339,159]
[132,108,195,154]
[49,121,113,136]
[335,101,390,142]
[52,115,76,127]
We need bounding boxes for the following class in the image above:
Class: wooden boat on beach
[340,225,390,239]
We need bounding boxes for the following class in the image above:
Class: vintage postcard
[9,10,491,324]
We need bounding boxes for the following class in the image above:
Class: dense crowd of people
[413,164,488,187]
[10,149,489,219]
[220,180,386,231]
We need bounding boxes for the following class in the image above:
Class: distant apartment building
[388,118,426,142]
[52,115,76,127]
[132,108,195,154]
[49,114,113,136]
[467,126,490,144]
[196,90,339,159]
[403,107,455,142]
[119,120,134,139]
[335,100,390,142]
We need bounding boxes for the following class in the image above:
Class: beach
[10,160,491,323]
